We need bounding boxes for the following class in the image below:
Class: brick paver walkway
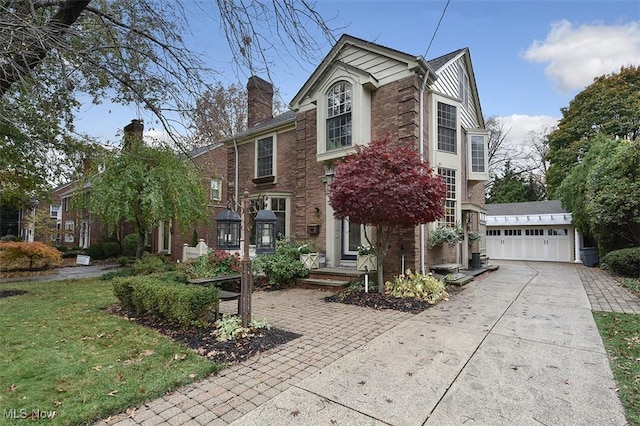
[96,288,413,425]
[577,265,640,314]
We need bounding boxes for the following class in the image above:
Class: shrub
[0,241,62,269]
[102,241,122,258]
[601,247,640,277]
[116,256,129,266]
[156,270,188,283]
[184,250,241,278]
[101,268,134,281]
[0,234,21,242]
[384,269,449,304]
[122,233,138,257]
[132,253,171,275]
[252,239,309,286]
[112,275,219,327]
[427,225,464,248]
[214,314,271,341]
[86,243,106,260]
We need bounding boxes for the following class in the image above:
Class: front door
[341,218,361,260]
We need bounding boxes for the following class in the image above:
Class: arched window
[326,82,352,150]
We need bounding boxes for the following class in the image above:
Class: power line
[423,0,451,59]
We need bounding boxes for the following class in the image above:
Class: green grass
[593,311,640,425]
[0,278,219,425]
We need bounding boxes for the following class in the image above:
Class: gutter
[418,67,430,275]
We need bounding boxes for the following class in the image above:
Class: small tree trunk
[136,232,146,259]
[377,263,384,293]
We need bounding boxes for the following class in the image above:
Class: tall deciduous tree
[0,0,335,205]
[87,133,207,258]
[328,137,446,293]
[546,65,640,196]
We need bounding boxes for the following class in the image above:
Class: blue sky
[75,0,640,147]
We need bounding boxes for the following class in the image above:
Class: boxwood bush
[601,247,640,277]
[112,275,219,327]
[102,241,122,258]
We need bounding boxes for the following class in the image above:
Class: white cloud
[524,20,640,92]
[500,114,558,148]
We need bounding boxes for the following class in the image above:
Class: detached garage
[486,201,581,263]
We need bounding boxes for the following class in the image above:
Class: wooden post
[240,190,253,327]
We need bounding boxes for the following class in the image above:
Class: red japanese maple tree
[328,136,446,293]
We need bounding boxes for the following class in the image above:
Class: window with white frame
[64,220,74,243]
[50,205,60,219]
[437,102,457,153]
[256,136,274,178]
[471,135,486,172]
[459,65,470,108]
[326,81,352,150]
[63,197,70,212]
[438,168,456,227]
[210,178,222,201]
[270,197,287,238]
[249,195,290,244]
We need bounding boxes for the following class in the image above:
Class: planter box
[300,253,319,269]
[357,254,377,271]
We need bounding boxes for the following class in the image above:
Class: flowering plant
[357,244,374,255]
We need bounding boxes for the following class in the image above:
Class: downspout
[233,138,239,208]
[419,67,430,275]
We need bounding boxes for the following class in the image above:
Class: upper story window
[256,136,273,178]
[63,197,70,212]
[210,178,222,201]
[459,65,470,108]
[471,135,485,172]
[326,82,352,151]
[437,102,457,153]
[50,205,60,219]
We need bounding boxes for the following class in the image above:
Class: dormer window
[326,82,352,150]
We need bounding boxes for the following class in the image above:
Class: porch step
[297,278,350,288]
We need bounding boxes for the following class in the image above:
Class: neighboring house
[485,200,581,263]
[221,34,489,277]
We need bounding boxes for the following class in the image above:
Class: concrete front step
[297,278,350,288]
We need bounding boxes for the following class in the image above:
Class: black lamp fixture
[255,209,278,254]
[215,210,241,250]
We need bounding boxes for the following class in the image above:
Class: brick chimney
[123,119,144,149]
[247,76,273,127]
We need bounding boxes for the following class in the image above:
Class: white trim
[254,133,277,180]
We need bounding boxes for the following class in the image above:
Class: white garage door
[486,227,572,262]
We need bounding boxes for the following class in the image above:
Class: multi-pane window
[210,179,222,201]
[471,135,485,172]
[50,205,60,219]
[525,229,544,236]
[326,82,352,150]
[63,197,70,212]
[256,136,273,178]
[64,220,74,243]
[438,168,456,227]
[487,229,501,236]
[548,228,568,236]
[437,102,456,153]
[270,197,287,238]
[504,229,522,236]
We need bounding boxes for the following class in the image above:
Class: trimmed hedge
[601,247,640,277]
[112,275,219,327]
[102,241,122,258]
[86,243,106,260]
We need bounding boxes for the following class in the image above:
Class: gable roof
[486,200,567,216]
[427,48,466,71]
[290,34,436,108]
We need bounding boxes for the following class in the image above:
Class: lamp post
[240,191,253,327]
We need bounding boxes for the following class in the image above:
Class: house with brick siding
[222,34,488,277]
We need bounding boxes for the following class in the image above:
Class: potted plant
[427,225,464,248]
[298,242,320,269]
[356,244,377,271]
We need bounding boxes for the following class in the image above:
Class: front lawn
[593,311,640,425]
[0,278,219,425]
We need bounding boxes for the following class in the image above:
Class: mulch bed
[0,290,28,299]
[105,304,301,365]
[324,285,463,314]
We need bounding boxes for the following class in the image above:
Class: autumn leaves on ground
[0,278,218,425]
